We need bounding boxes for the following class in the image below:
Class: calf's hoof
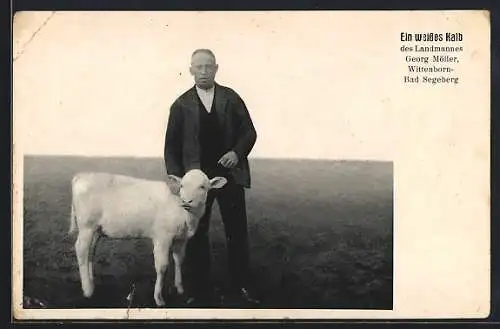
[154,296,166,307]
[82,289,94,299]
[176,285,184,295]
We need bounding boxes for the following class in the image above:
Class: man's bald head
[191,49,217,64]
[190,49,218,90]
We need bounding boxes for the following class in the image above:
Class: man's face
[190,52,218,90]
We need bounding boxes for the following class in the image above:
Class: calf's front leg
[172,240,187,295]
[153,237,173,307]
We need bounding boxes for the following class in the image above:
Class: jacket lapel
[214,83,228,126]
[183,87,200,150]
[185,86,199,115]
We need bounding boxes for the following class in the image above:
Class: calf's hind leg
[88,231,101,293]
[75,228,95,298]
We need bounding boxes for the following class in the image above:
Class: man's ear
[209,176,227,189]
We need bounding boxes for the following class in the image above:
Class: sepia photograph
[12,10,488,320]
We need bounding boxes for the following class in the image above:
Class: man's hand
[218,151,239,169]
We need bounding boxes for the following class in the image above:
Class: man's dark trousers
[184,176,250,298]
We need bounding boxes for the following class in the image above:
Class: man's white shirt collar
[196,85,215,95]
[196,85,215,112]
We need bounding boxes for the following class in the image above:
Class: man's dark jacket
[164,83,257,188]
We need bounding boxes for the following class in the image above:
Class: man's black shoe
[235,287,260,305]
[185,292,214,307]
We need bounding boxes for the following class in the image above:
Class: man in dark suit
[164,49,259,306]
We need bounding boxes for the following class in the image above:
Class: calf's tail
[69,200,77,234]
[68,176,79,234]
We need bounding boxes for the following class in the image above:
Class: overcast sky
[15,11,405,160]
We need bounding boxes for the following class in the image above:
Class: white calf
[68,169,227,306]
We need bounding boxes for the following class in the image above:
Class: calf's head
[168,169,227,211]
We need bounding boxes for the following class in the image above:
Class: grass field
[22,156,393,309]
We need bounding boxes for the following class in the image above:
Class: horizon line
[21,154,392,163]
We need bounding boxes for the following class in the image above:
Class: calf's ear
[167,175,182,185]
[167,175,182,195]
[209,177,228,189]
